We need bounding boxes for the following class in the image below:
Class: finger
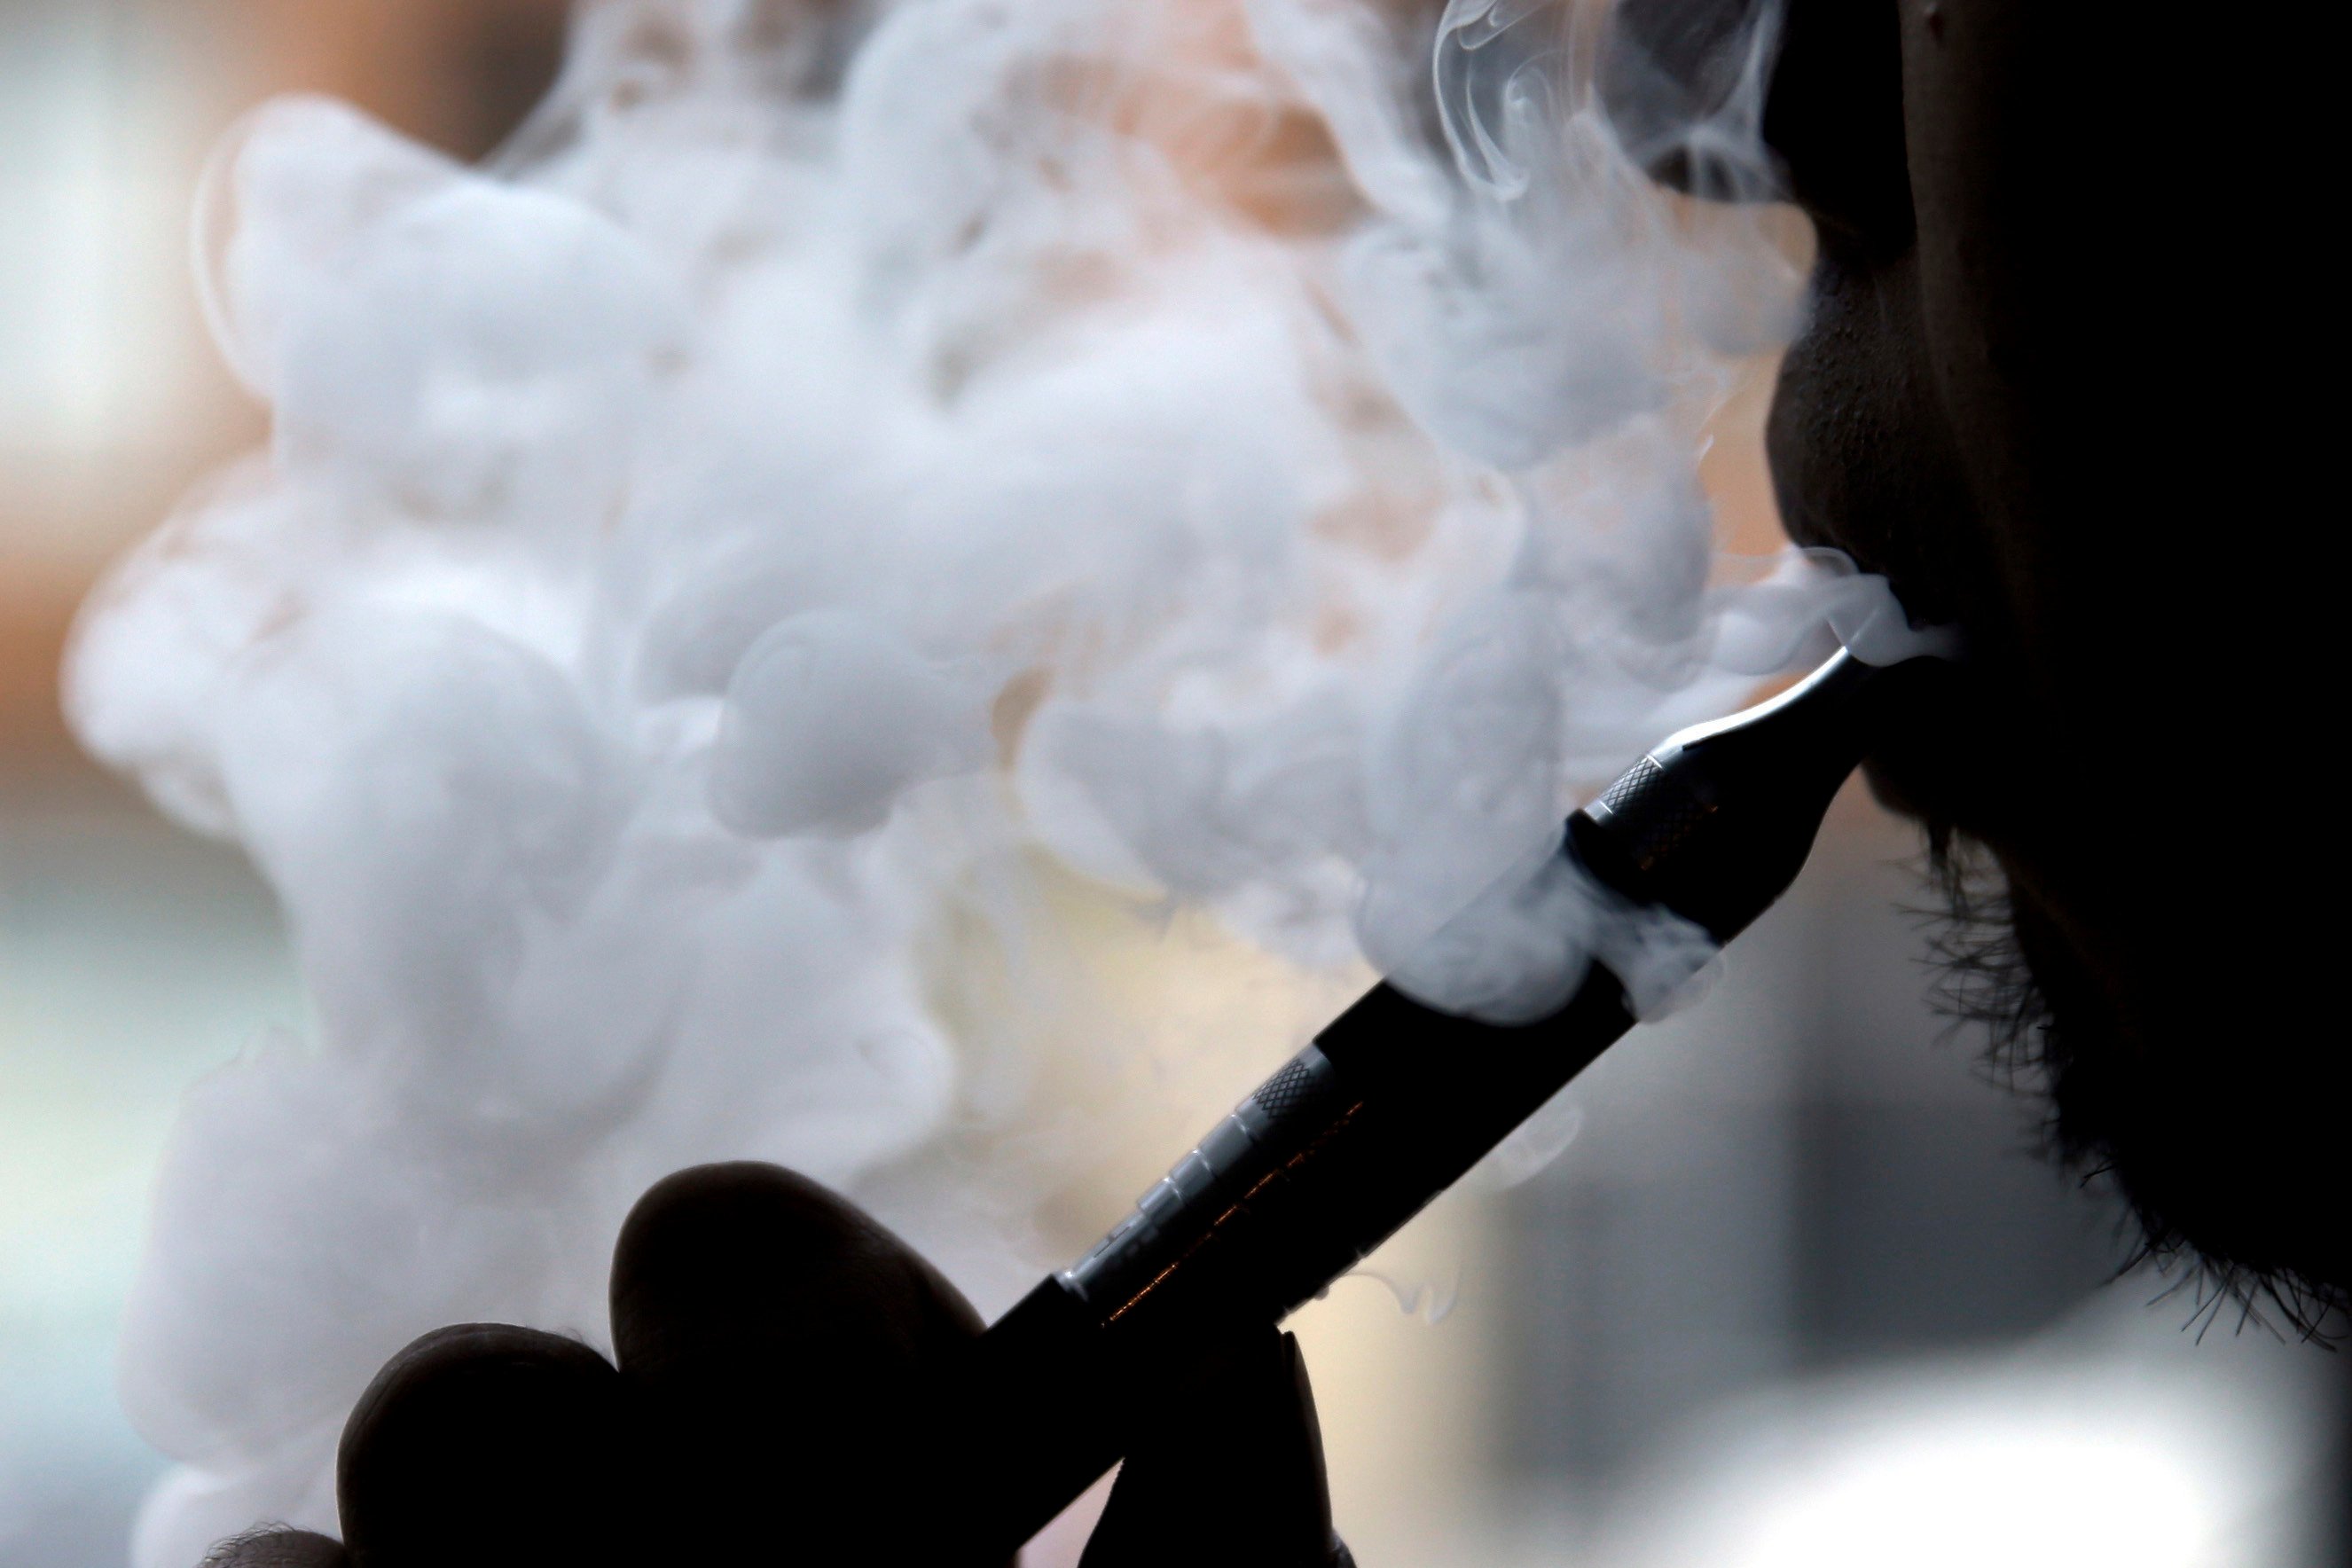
[1081,1328,1341,1568]
[608,1163,987,1555]
[336,1323,641,1568]
[610,1162,984,1406]
[200,1527,349,1567]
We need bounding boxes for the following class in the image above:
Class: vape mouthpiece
[1575,647,1940,940]
[929,646,1949,1553]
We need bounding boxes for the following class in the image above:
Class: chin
[1926,836,2351,1340]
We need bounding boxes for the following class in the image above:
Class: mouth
[1781,530,2023,868]
[1762,489,1977,841]
[1761,266,2030,859]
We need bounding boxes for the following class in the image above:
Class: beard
[1922,834,2349,1343]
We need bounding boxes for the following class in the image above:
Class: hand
[202,1163,1351,1566]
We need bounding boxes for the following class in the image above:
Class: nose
[1599,0,1913,247]
[1596,0,1783,198]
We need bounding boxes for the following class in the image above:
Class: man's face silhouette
[1609,0,2344,1322]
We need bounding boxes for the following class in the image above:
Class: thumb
[1081,1328,1347,1568]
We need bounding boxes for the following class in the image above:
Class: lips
[1760,251,2034,858]
[1770,486,1972,837]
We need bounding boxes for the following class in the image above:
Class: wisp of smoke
[66,0,1893,1559]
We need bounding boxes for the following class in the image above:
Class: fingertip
[338,1323,638,1567]
[606,1164,988,1560]
[610,1162,981,1389]
[1083,1325,1337,1568]
[200,1527,349,1568]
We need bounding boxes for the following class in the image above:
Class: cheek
[1765,247,2000,633]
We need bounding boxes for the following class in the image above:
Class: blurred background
[2,3,2342,1564]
